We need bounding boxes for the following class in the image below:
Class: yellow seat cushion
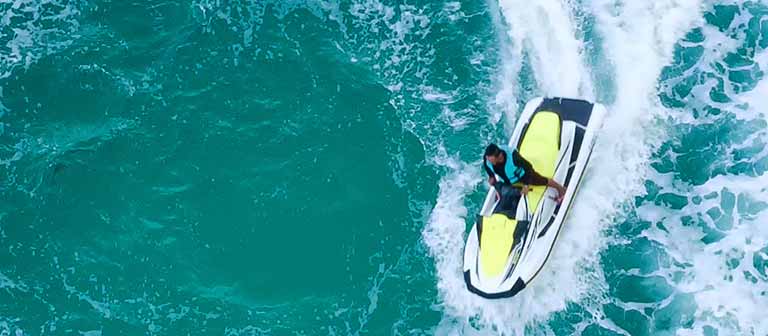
[517,111,561,213]
[479,214,518,277]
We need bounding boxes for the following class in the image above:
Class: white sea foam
[497,0,594,100]
[423,0,705,334]
[0,0,81,80]
[639,39,768,334]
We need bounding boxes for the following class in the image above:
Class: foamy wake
[0,0,81,80]
[497,0,594,100]
[637,34,768,334]
[423,0,705,334]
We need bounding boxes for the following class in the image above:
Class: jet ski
[462,97,607,299]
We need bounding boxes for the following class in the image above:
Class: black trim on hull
[476,215,484,247]
[527,145,595,282]
[536,100,591,238]
[464,271,527,299]
[539,122,586,233]
[535,97,594,127]
[566,127,586,183]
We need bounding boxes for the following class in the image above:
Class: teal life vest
[485,145,526,184]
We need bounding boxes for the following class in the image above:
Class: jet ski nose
[478,269,512,289]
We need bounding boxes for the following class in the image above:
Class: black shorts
[516,156,549,186]
[520,170,548,185]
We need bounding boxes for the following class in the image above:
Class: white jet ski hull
[463,97,607,298]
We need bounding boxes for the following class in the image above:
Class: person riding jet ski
[483,144,566,203]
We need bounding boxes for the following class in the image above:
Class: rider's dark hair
[484,143,501,157]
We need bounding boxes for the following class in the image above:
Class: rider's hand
[521,185,530,195]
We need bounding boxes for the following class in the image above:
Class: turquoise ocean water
[1,0,767,334]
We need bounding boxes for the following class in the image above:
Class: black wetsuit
[483,149,549,186]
